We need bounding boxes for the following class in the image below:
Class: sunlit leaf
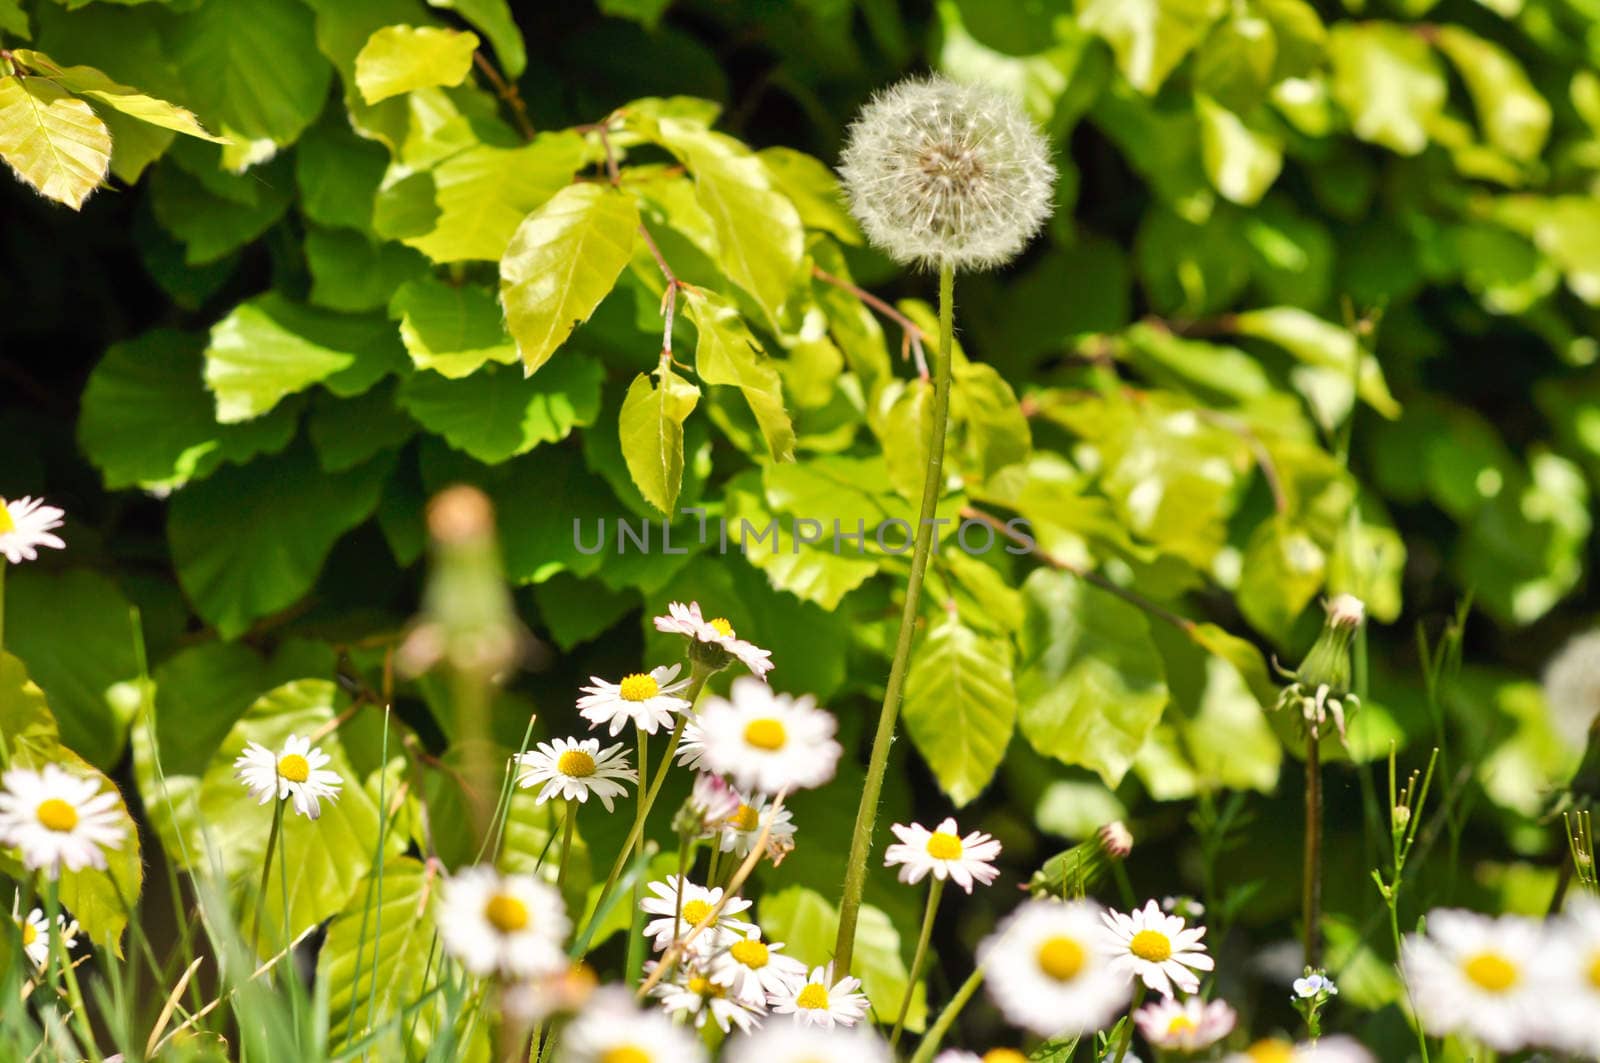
[0,74,110,210]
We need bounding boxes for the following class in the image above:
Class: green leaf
[78,329,299,492]
[1236,517,1326,643]
[428,0,525,77]
[759,886,926,1032]
[758,146,860,244]
[204,294,400,423]
[903,617,1016,805]
[1076,0,1223,95]
[392,276,519,378]
[406,132,591,262]
[0,74,110,210]
[397,358,603,464]
[1230,306,1401,420]
[1195,94,1282,206]
[653,117,805,323]
[148,154,294,265]
[1327,21,1446,156]
[295,108,390,231]
[0,0,27,39]
[619,365,700,514]
[11,50,224,143]
[168,444,391,638]
[952,362,1031,486]
[173,0,332,146]
[880,379,933,502]
[1192,13,1276,114]
[725,470,880,610]
[1015,568,1169,786]
[308,382,418,472]
[305,226,429,313]
[500,182,638,374]
[1433,26,1549,162]
[355,25,478,104]
[684,289,796,462]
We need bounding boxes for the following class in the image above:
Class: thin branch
[811,265,930,377]
[472,52,535,142]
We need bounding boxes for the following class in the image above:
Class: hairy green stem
[45,878,97,1059]
[556,799,578,891]
[907,962,983,1063]
[625,728,652,984]
[890,876,942,1050]
[1112,984,1147,1063]
[836,262,956,973]
[1304,731,1323,969]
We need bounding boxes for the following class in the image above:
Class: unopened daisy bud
[673,772,741,838]
[1028,820,1133,899]
[838,75,1055,272]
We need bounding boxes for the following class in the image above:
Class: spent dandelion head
[838,75,1055,272]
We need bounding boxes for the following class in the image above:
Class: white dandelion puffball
[838,75,1055,272]
[1542,629,1600,750]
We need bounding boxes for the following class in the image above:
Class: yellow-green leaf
[11,49,225,143]
[903,617,1017,806]
[684,289,796,462]
[1196,94,1282,206]
[1327,21,1446,156]
[1433,26,1551,162]
[354,24,479,105]
[1077,0,1224,95]
[0,74,110,210]
[619,366,700,514]
[500,182,638,374]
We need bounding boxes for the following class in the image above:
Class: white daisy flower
[559,987,708,1063]
[724,1024,892,1063]
[1547,894,1600,1056]
[514,737,635,812]
[1543,629,1600,750]
[654,601,774,678]
[1100,899,1214,998]
[710,928,808,1005]
[639,875,757,952]
[0,496,65,564]
[978,899,1130,1037]
[233,734,344,820]
[12,893,77,970]
[718,792,797,858]
[0,764,126,878]
[697,678,841,794]
[1400,908,1551,1051]
[676,719,710,771]
[652,968,762,1033]
[933,1051,1028,1063]
[1222,1037,1373,1062]
[1133,995,1237,1052]
[884,817,1002,893]
[578,664,693,736]
[768,965,869,1028]
[437,865,569,980]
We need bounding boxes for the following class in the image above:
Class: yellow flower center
[1588,950,1600,990]
[20,920,37,948]
[1462,951,1519,993]
[276,753,311,783]
[557,749,597,777]
[795,983,830,1009]
[35,798,78,832]
[0,502,14,536]
[1167,1014,1197,1036]
[681,899,716,927]
[1129,929,1172,963]
[1244,1041,1295,1063]
[483,893,529,933]
[743,718,786,751]
[618,673,659,702]
[925,831,964,860]
[1036,936,1086,981]
[730,939,770,968]
[709,617,735,638]
[982,1051,1027,1063]
[600,1048,651,1063]
[728,804,761,831]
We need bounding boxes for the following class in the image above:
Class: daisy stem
[1111,983,1146,1063]
[836,261,956,975]
[252,798,285,958]
[625,729,652,985]
[889,876,943,1050]
[556,798,577,891]
[906,962,982,1063]
[1303,730,1324,969]
[44,879,96,1058]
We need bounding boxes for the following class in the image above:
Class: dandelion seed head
[838,75,1055,272]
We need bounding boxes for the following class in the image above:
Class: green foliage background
[2,0,1597,1055]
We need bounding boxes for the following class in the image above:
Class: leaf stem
[834,262,956,974]
[890,876,942,1049]
[472,52,534,141]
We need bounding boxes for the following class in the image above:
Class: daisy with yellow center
[1100,899,1214,998]
[884,817,1002,893]
[696,678,841,794]
[578,664,694,736]
[233,734,344,820]
[769,965,868,1028]
[1222,1037,1372,1063]
[437,866,569,980]
[651,965,762,1033]
[717,791,797,858]
[723,1024,892,1063]
[514,737,635,812]
[932,1051,1029,1063]
[711,928,808,1004]
[11,892,77,970]
[979,899,1130,1037]
[558,987,708,1063]
[1547,895,1600,1056]
[654,601,774,679]
[0,764,126,877]
[0,495,65,564]
[639,875,756,954]
[1400,908,1552,1051]
[1133,995,1237,1052]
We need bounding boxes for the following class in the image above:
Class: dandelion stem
[907,963,984,1063]
[252,798,285,957]
[1304,730,1324,969]
[836,261,956,974]
[890,876,942,1050]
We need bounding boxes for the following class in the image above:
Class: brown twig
[811,265,930,377]
[472,52,535,142]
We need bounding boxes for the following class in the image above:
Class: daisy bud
[1274,595,1366,740]
[838,75,1055,272]
[1028,820,1133,899]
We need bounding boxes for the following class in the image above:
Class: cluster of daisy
[1399,898,1600,1056]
